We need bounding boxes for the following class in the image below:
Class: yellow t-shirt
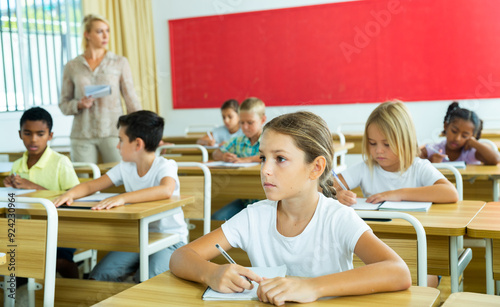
[11,147,79,191]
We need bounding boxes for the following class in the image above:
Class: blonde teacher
[59,14,141,164]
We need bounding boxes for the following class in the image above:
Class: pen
[215,243,252,284]
[331,170,348,191]
[207,131,214,141]
[427,144,449,161]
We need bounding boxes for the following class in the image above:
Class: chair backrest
[0,197,58,306]
[72,162,101,179]
[354,211,427,287]
[177,162,212,236]
[432,163,463,201]
[156,144,209,163]
[479,138,499,152]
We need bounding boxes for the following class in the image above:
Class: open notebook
[202,265,287,301]
[350,198,432,212]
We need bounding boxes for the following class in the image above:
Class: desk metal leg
[139,218,149,283]
[485,238,495,295]
[2,277,15,307]
[450,236,459,293]
[494,179,499,202]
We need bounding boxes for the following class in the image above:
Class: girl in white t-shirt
[171,111,411,305]
[336,100,458,206]
[197,99,243,146]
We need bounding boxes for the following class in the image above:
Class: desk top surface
[442,292,500,306]
[466,202,500,238]
[1,190,194,220]
[365,201,485,237]
[94,271,440,307]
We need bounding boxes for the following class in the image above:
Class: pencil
[215,244,252,284]
[331,170,348,191]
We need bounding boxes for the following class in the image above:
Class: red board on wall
[169,0,500,109]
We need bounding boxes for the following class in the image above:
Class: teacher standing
[59,14,142,164]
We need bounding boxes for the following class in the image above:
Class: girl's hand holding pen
[427,144,449,163]
[331,170,357,206]
[208,264,261,293]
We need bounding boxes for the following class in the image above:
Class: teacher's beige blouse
[59,51,142,139]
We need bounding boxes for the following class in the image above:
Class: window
[0,0,82,112]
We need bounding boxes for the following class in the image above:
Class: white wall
[151,0,500,144]
[0,105,73,153]
[2,0,499,152]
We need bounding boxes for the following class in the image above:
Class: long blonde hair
[81,14,110,51]
[263,111,337,198]
[362,100,418,173]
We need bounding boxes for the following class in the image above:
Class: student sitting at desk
[54,111,188,282]
[420,101,500,165]
[170,111,411,306]
[334,100,458,287]
[211,97,267,220]
[4,107,81,278]
[197,99,243,147]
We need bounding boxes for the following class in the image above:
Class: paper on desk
[84,85,111,99]
[439,161,466,169]
[350,198,382,210]
[74,193,119,202]
[202,265,287,301]
[0,187,37,195]
[204,161,259,168]
[379,201,432,212]
[350,198,432,212]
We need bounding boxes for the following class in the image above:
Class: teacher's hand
[78,96,95,109]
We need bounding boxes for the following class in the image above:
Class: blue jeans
[89,242,185,282]
[211,199,248,221]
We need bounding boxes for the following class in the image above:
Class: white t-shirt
[221,193,371,277]
[212,125,244,145]
[106,156,188,241]
[341,157,445,197]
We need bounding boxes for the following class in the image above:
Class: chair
[156,144,209,163]
[354,211,428,286]
[331,127,348,172]
[0,197,58,307]
[71,162,101,180]
[432,163,463,201]
[177,162,212,237]
[479,138,499,152]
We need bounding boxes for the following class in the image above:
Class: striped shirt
[219,135,261,157]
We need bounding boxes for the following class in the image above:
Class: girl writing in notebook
[335,101,458,287]
[170,111,411,306]
[420,101,500,165]
[336,100,458,207]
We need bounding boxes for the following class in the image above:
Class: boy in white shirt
[54,110,187,282]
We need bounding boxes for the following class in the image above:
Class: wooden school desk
[363,201,485,293]
[442,292,500,306]
[14,190,195,282]
[466,202,500,294]
[162,134,203,145]
[439,164,500,201]
[94,271,441,307]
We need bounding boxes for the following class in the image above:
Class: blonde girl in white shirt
[170,111,411,306]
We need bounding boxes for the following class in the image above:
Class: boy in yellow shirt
[3,107,80,278]
[4,107,79,190]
